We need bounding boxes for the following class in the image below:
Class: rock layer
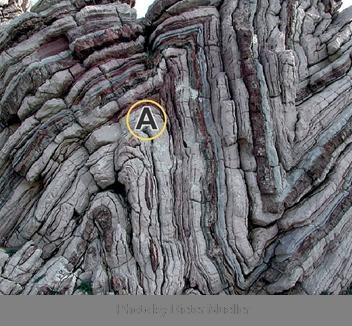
[0,0,352,295]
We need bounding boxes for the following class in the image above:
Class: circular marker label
[126,99,168,141]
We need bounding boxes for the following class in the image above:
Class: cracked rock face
[1,0,352,295]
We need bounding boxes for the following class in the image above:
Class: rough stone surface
[0,0,30,24]
[0,0,352,295]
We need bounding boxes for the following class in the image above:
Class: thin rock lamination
[0,0,352,295]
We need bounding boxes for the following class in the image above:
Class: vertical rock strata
[0,0,352,294]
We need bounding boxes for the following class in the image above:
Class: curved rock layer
[0,0,352,295]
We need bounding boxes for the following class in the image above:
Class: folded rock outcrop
[0,0,352,295]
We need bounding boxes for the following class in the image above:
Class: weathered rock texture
[0,0,352,295]
[0,0,30,24]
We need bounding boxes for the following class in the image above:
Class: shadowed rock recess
[0,0,352,295]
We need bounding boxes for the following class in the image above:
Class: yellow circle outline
[126,99,168,141]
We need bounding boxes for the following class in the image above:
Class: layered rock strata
[0,0,352,295]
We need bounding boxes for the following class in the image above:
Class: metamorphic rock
[0,0,352,295]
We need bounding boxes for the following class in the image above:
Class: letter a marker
[126,99,168,141]
[135,106,159,131]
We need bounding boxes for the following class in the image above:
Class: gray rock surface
[0,0,352,295]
